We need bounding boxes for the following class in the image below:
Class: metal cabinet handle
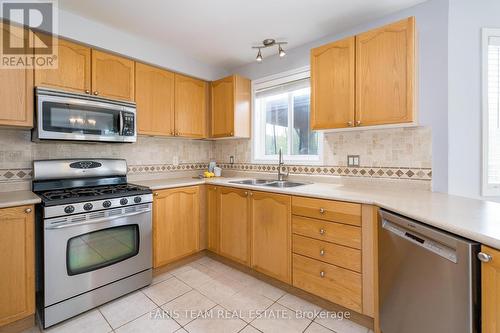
[478,252,493,263]
[170,130,174,135]
[319,228,325,235]
[244,191,248,196]
[319,249,325,256]
[230,132,234,136]
[320,271,325,278]
[347,121,353,127]
[85,90,90,94]
[249,192,253,196]
[93,91,99,96]
[25,208,32,214]
[319,208,325,214]
[153,192,159,197]
[356,120,361,126]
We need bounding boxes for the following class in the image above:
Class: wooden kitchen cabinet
[356,17,415,126]
[135,63,175,136]
[219,187,250,265]
[210,75,251,138]
[251,191,291,283]
[0,205,34,327]
[174,74,208,138]
[91,49,135,101]
[310,36,355,129]
[153,186,200,267]
[481,245,500,333]
[34,37,91,94]
[206,185,220,253]
[0,23,33,128]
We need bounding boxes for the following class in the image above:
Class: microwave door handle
[119,111,124,135]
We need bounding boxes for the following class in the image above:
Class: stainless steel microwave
[33,87,137,143]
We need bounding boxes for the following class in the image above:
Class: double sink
[229,179,309,188]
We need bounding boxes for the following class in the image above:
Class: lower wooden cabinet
[206,185,220,253]
[250,191,291,283]
[0,205,34,327]
[153,186,200,267]
[481,245,500,333]
[219,187,250,265]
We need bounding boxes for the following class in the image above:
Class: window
[253,68,322,163]
[483,29,500,196]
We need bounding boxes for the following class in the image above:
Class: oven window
[42,101,120,136]
[66,225,139,276]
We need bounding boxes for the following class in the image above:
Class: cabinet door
[251,192,291,283]
[219,187,250,265]
[0,23,33,128]
[35,37,91,94]
[91,50,135,101]
[174,74,207,138]
[356,17,415,126]
[211,76,234,137]
[136,63,175,136]
[481,245,500,333]
[310,37,355,129]
[0,205,34,326]
[153,187,200,267]
[207,185,220,253]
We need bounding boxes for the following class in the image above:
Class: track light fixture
[252,39,287,63]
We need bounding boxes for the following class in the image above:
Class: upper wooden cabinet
[211,75,251,138]
[0,205,35,327]
[0,23,33,128]
[219,187,250,265]
[35,38,91,94]
[311,37,355,129]
[175,74,208,138]
[251,191,291,283]
[153,186,200,268]
[91,50,135,101]
[136,63,175,136]
[356,17,415,126]
[310,17,415,129]
[481,245,500,333]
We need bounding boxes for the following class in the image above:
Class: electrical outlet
[229,156,234,165]
[172,156,179,166]
[347,155,360,167]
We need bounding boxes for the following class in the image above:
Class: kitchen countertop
[132,176,500,249]
[0,190,41,209]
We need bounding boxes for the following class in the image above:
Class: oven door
[35,93,136,143]
[43,203,152,306]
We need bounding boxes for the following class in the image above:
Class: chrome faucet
[277,148,289,181]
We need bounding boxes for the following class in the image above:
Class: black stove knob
[83,203,93,211]
[120,198,128,205]
[134,196,142,204]
[64,205,75,214]
[102,200,112,208]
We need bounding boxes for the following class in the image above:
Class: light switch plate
[347,155,360,167]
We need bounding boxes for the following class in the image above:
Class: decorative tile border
[218,163,432,181]
[0,162,431,182]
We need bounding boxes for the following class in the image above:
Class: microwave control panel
[122,112,135,136]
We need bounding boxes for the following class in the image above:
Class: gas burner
[43,190,74,200]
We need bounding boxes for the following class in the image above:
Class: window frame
[482,28,500,196]
[251,67,323,165]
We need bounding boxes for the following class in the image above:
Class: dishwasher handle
[382,219,458,263]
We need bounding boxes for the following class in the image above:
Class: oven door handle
[119,110,124,135]
[45,209,151,230]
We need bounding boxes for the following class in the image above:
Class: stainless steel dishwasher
[379,209,480,333]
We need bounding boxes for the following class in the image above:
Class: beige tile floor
[26,257,374,333]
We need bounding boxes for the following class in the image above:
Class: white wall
[448,0,500,200]
[231,0,450,193]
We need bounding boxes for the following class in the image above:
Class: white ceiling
[59,0,426,70]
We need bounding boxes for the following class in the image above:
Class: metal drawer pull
[478,252,493,263]
[244,191,248,196]
[25,208,32,214]
[319,228,325,235]
[320,271,325,278]
[153,192,159,196]
[319,208,325,214]
[319,249,325,256]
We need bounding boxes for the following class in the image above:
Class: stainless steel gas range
[32,159,152,328]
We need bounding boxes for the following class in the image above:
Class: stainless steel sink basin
[263,181,308,188]
[229,179,275,185]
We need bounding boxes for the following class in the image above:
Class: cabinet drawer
[292,234,361,272]
[292,196,361,226]
[293,254,362,312]
[292,216,361,249]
